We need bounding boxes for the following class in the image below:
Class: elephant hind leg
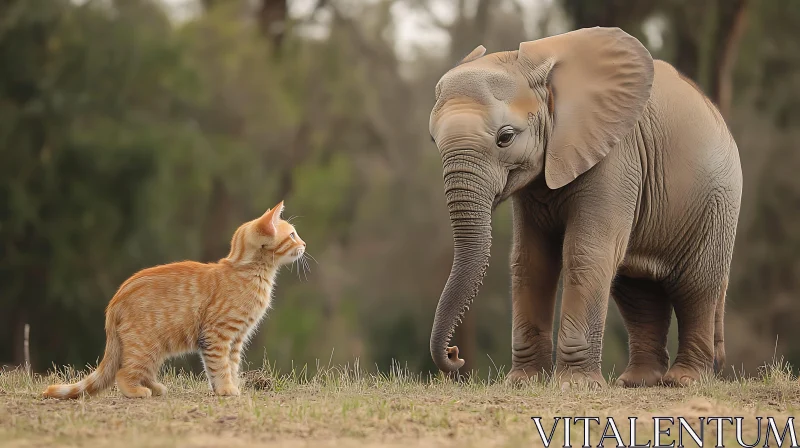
[662,276,719,387]
[612,276,671,388]
[713,278,727,374]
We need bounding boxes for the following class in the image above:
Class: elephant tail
[713,281,727,374]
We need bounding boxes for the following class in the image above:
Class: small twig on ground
[23,323,30,375]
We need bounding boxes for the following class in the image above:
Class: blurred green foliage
[2,0,799,378]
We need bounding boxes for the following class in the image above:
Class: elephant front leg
[508,294,557,383]
[555,225,628,389]
[506,214,561,384]
[556,286,608,389]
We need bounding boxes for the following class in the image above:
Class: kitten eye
[496,126,516,148]
[289,232,296,240]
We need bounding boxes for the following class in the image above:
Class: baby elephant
[428,27,741,388]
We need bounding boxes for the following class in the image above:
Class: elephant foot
[615,364,667,388]
[661,364,707,387]
[505,366,550,385]
[555,367,605,391]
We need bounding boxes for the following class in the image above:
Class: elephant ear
[517,27,654,189]
[457,45,486,65]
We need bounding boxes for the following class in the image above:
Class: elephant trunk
[430,156,496,373]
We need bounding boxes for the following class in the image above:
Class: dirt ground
[1,363,799,447]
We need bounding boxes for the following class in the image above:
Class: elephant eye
[496,126,516,148]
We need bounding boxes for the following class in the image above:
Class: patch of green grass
[0,359,798,447]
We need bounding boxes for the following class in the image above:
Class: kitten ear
[256,201,284,236]
[272,201,284,225]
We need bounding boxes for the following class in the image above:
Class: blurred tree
[725,0,800,370]
[561,0,656,37]
[0,0,206,367]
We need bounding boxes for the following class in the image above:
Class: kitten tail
[43,311,122,399]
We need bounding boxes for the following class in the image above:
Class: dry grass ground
[1,360,799,448]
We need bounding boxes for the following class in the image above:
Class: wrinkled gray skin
[429,27,742,388]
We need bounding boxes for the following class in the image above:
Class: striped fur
[43,201,306,399]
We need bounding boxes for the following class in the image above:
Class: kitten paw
[215,384,241,397]
[120,386,153,398]
[147,382,168,396]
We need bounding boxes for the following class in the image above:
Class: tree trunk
[672,23,701,82]
[708,0,750,119]
[258,0,288,51]
[561,0,656,42]
[200,179,233,262]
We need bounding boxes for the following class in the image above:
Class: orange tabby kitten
[43,201,306,399]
